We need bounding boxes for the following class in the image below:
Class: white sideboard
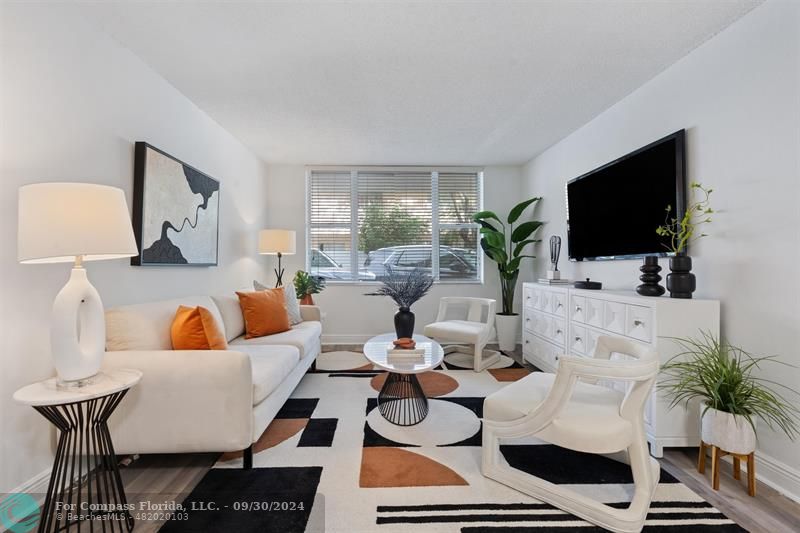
[521,282,720,457]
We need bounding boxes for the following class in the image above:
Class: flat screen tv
[567,130,686,261]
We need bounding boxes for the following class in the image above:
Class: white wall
[522,0,800,498]
[264,165,531,343]
[0,3,270,491]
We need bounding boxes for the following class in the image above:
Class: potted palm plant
[661,332,799,455]
[293,270,326,305]
[473,198,543,352]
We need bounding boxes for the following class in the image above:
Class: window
[307,168,482,282]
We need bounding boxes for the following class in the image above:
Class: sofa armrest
[102,349,254,454]
[300,305,322,322]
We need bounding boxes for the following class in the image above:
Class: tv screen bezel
[566,129,687,262]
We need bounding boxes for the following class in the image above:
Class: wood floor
[117,346,800,532]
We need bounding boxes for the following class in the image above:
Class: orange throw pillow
[171,305,228,350]
[236,288,291,339]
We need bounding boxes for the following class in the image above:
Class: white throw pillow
[254,280,303,325]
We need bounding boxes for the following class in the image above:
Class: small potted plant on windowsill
[661,332,799,456]
[293,270,326,305]
[655,182,713,299]
[473,198,544,352]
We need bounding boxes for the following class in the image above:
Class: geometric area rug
[159,351,745,532]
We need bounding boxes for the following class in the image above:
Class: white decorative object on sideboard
[522,282,720,457]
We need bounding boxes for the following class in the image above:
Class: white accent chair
[482,336,660,533]
[423,297,500,372]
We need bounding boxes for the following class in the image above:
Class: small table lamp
[18,183,138,385]
[258,229,296,287]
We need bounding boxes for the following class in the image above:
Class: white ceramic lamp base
[51,267,106,383]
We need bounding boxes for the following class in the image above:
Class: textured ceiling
[72,1,760,165]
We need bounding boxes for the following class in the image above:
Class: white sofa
[101,293,322,467]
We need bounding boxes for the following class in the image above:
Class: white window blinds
[307,169,482,282]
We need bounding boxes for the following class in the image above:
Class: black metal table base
[377,373,428,426]
[33,390,134,533]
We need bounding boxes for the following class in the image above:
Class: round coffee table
[363,333,444,426]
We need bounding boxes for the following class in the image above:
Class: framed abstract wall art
[131,142,220,266]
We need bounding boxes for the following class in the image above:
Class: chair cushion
[424,320,492,344]
[234,345,300,405]
[484,372,632,454]
[231,321,322,360]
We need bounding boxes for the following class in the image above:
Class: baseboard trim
[8,468,50,503]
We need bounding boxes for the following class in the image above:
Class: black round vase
[666,254,696,299]
[394,307,415,338]
[636,256,665,296]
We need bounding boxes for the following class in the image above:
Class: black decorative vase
[636,256,665,296]
[394,307,415,338]
[667,254,696,299]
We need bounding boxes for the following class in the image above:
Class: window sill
[319,280,485,286]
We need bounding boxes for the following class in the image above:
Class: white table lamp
[18,183,138,384]
[258,229,296,287]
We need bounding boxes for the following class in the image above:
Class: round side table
[13,369,142,533]
[363,334,444,426]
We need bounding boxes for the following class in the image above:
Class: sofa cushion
[254,279,303,325]
[234,345,300,405]
[211,292,247,342]
[230,321,322,360]
[171,305,228,350]
[237,289,292,338]
[106,296,225,351]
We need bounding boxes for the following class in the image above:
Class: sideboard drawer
[551,292,567,317]
[551,317,567,346]
[586,327,601,357]
[603,301,626,334]
[586,298,604,328]
[626,304,653,343]
[570,295,586,323]
[524,286,537,310]
[537,290,550,312]
[523,313,535,333]
[571,325,588,355]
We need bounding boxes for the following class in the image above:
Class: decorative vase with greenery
[655,182,713,299]
[473,197,543,351]
[661,332,799,455]
[293,270,326,305]
[365,268,433,339]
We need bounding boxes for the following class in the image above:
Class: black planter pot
[636,256,665,297]
[394,307,415,338]
[666,254,696,299]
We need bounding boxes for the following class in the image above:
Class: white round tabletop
[363,333,444,374]
[13,368,142,406]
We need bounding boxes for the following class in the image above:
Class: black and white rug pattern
[165,352,744,532]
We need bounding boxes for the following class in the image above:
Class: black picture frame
[131,142,220,266]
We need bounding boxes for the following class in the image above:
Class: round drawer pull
[574,336,582,342]
[634,319,644,327]
[555,329,562,335]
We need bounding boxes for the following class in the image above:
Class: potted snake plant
[473,198,543,352]
[661,332,799,455]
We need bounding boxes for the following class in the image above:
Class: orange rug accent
[219,418,308,461]
[359,447,468,488]
[370,371,458,397]
[487,367,531,382]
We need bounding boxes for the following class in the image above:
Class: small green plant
[656,182,713,254]
[661,331,799,438]
[473,198,543,315]
[293,270,326,299]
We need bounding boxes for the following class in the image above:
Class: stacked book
[537,278,571,285]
